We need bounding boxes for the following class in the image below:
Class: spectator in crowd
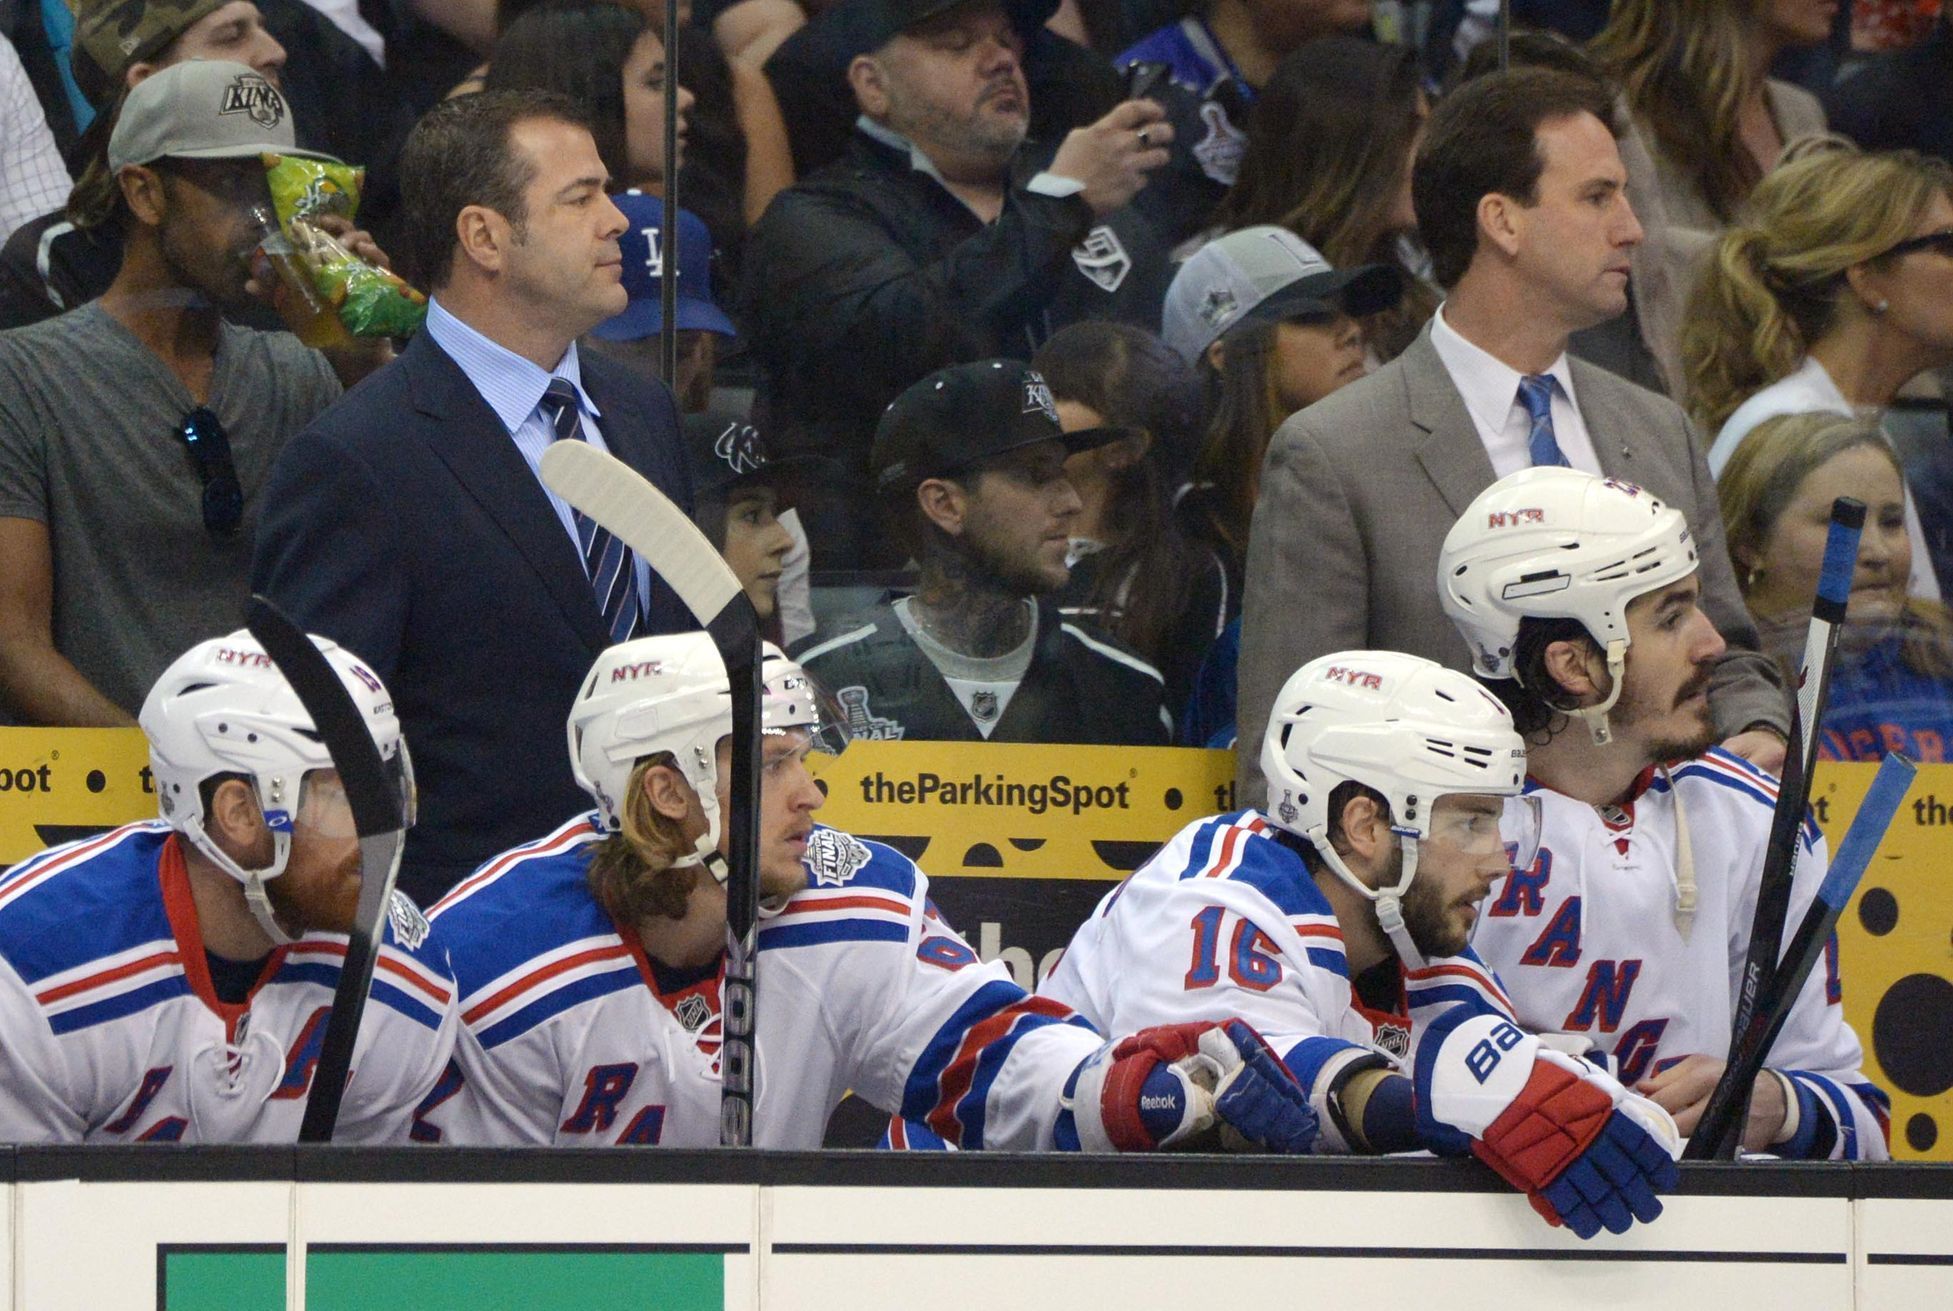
[1588,0,1833,396]
[1827,8,1952,162]
[0,34,69,245]
[668,21,795,278]
[252,90,695,906]
[0,62,352,725]
[0,0,289,330]
[1720,413,1953,763]
[1685,147,1953,600]
[794,360,1169,745]
[1164,225,1400,596]
[683,408,801,642]
[1030,322,1225,728]
[1233,67,1789,804]
[581,194,735,415]
[1424,0,1610,83]
[1112,0,1373,243]
[1210,36,1434,362]
[743,0,1174,568]
[1445,468,1889,1159]
[761,0,1122,182]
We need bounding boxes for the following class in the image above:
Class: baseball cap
[107,60,338,173]
[872,359,1123,494]
[853,0,1058,51]
[1161,226,1404,364]
[591,195,735,342]
[72,0,229,109]
[682,410,826,500]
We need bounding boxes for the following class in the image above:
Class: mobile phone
[1125,60,1170,102]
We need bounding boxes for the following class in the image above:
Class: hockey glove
[1066,1019,1318,1154]
[1412,1008,1680,1239]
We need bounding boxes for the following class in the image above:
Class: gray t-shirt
[0,301,341,717]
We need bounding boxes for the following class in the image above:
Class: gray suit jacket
[1235,324,1788,798]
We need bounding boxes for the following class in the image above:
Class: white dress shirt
[1429,303,1603,477]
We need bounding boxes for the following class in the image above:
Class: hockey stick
[539,439,763,1148]
[1685,499,1863,1160]
[1690,752,1914,1159]
[245,595,408,1143]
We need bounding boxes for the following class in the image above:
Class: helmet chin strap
[182,816,297,947]
[1311,827,1430,971]
[1568,640,1628,746]
[669,744,731,887]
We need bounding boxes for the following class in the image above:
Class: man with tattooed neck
[793,360,1171,745]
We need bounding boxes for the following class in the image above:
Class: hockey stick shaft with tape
[538,439,762,1148]
[1688,498,1863,1160]
[245,595,407,1143]
[1694,752,1914,1158]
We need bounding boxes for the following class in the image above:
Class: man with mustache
[1441,467,1889,1159]
[742,0,1176,568]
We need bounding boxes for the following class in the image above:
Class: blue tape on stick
[1814,752,1915,909]
[1813,498,1866,618]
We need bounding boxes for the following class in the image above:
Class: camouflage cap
[72,0,231,109]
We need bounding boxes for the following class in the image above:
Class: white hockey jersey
[1040,809,1518,1147]
[1469,750,1889,1160]
[415,814,1108,1149]
[0,821,458,1144]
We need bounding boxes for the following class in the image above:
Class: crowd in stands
[2,0,1953,894]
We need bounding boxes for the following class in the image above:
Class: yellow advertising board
[1,730,1947,1159]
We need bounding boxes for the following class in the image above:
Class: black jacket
[742,130,1170,565]
[792,597,1169,746]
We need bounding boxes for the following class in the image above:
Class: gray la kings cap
[1162,226,1403,364]
[108,60,340,174]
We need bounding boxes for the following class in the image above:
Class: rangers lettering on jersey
[1469,751,1889,1159]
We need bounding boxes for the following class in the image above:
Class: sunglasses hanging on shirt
[178,406,243,539]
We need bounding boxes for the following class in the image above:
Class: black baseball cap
[872,360,1124,493]
[682,410,826,500]
[854,0,1058,51]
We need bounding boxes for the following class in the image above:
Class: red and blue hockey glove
[1065,1019,1318,1153]
[1412,1008,1680,1239]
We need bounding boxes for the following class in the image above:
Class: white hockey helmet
[566,632,834,879]
[1438,468,1698,744]
[1260,650,1532,966]
[140,629,409,944]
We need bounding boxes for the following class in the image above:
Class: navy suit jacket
[251,330,694,905]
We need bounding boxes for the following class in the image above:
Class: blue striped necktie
[1518,374,1569,468]
[539,378,640,643]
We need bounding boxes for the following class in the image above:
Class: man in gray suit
[1235,67,1788,800]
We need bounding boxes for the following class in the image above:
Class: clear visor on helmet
[291,743,416,841]
[1419,792,1542,877]
[772,677,852,760]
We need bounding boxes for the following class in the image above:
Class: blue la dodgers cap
[591,192,736,342]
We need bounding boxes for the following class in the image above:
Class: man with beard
[0,61,363,724]
[1036,648,1681,1239]
[793,360,1170,745]
[742,0,1176,568]
[0,630,455,1142]
[1441,468,1890,1159]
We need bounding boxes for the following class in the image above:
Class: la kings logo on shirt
[1072,226,1132,293]
[387,890,430,950]
[804,829,872,887]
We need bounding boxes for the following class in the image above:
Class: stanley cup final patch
[1192,100,1246,187]
[1072,226,1132,293]
[387,890,431,951]
[804,829,873,887]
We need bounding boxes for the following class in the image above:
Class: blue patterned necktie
[1518,374,1569,468]
[539,378,641,643]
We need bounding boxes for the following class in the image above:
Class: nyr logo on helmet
[610,660,665,683]
[1601,477,1647,497]
[804,829,871,887]
[214,647,275,668]
[713,421,765,476]
[1486,508,1546,529]
[218,73,285,130]
[1324,666,1384,691]
[347,662,384,694]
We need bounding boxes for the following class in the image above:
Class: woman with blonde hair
[1684,147,1953,597]
[1719,412,1953,763]
[1588,0,1834,394]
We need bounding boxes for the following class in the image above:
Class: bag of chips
[263,153,428,338]
[264,152,365,226]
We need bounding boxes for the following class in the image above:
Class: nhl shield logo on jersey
[1071,226,1132,293]
[1373,1021,1411,1060]
[675,994,713,1033]
[969,690,1000,724]
[218,73,285,129]
[804,829,872,887]
[386,890,430,950]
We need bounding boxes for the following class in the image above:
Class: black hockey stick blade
[1687,752,1914,1159]
[245,595,406,1143]
[539,441,764,1147]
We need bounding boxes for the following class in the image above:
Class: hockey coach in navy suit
[253,90,694,906]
